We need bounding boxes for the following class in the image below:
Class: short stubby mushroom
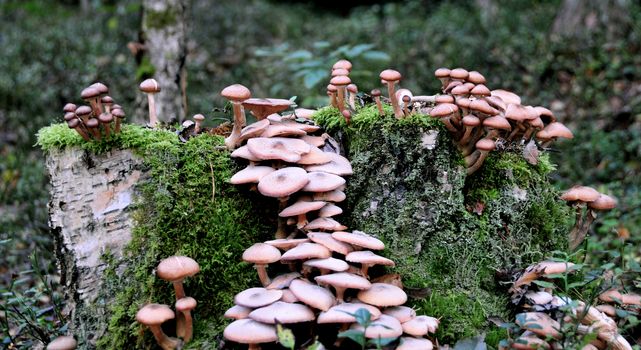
[279,199,326,229]
[401,315,439,336]
[332,230,385,250]
[397,337,434,350]
[46,336,77,350]
[357,283,407,307]
[175,297,197,343]
[242,243,282,286]
[234,287,283,308]
[248,301,315,324]
[230,164,275,185]
[289,278,336,311]
[380,69,403,118]
[223,319,278,350]
[315,272,371,302]
[136,303,181,350]
[346,250,395,278]
[303,257,349,275]
[383,305,416,323]
[156,256,200,300]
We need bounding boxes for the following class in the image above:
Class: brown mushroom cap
[430,103,458,118]
[318,302,382,323]
[434,68,451,78]
[357,283,407,307]
[462,115,481,127]
[224,304,253,319]
[560,186,601,202]
[491,89,521,105]
[541,122,574,139]
[483,116,512,131]
[397,337,434,350]
[46,336,78,350]
[402,315,439,336]
[249,301,315,324]
[242,243,281,264]
[81,87,101,100]
[223,319,278,344]
[332,68,350,77]
[63,103,77,113]
[470,99,498,115]
[307,232,354,255]
[289,278,336,311]
[383,306,416,323]
[136,303,175,325]
[332,230,385,250]
[234,287,283,308]
[156,256,200,282]
[588,194,617,210]
[239,119,270,142]
[280,242,331,261]
[266,272,301,290]
[450,68,469,80]
[257,167,309,198]
[476,138,496,151]
[301,134,327,148]
[75,105,93,117]
[139,79,161,93]
[333,59,352,71]
[175,296,197,312]
[230,165,275,185]
[221,84,251,101]
[330,75,351,87]
[467,71,486,84]
[471,84,491,97]
[315,272,372,291]
[351,314,402,339]
[260,124,307,138]
[346,250,395,267]
[242,98,292,119]
[380,69,402,82]
[247,137,311,163]
[279,200,326,217]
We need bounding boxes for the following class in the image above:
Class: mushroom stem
[466,150,490,175]
[329,91,337,108]
[386,81,402,119]
[333,286,347,303]
[336,87,346,112]
[248,344,260,350]
[296,213,308,229]
[255,264,271,287]
[172,281,186,300]
[374,96,384,116]
[225,102,246,149]
[179,310,193,343]
[275,198,289,239]
[567,203,585,250]
[570,209,596,250]
[411,95,437,103]
[360,264,372,279]
[458,125,475,145]
[149,325,181,350]
[147,93,158,128]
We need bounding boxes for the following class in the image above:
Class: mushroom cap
[542,122,573,139]
[136,303,175,325]
[303,257,349,273]
[402,315,439,336]
[476,138,496,152]
[46,336,78,350]
[279,200,326,217]
[260,124,307,138]
[485,96,507,112]
[249,301,315,324]
[330,75,351,87]
[98,112,113,123]
[75,105,93,117]
[223,319,278,344]
[90,82,109,95]
[257,167,309,198]
[467,71,486,84]
[319,203,343,218]
[471,84,491,97]
[470,99,497,115]
[66,118,80,128]
[451,84,470,96]
[462,115,481,127]
[242,243,281,264]
[333,59,352,71]
[230,145,261,162]
[156,256,200,282]
[221,84,251,101]
[139,79,160,93]
[280,289,299,303]
[449,68,469,80]
[332,68,350,77]
[525,291,554,305]
[397,337,433,350]
[491,89,521,105]
[313,189,346,202]
[224,304,253,319]
[346,250,395,267]
[505,104,529,122]
[297,146,333,165]
[301,134,327,148]
[430,103,458,118]
[81,87,101,100]
[351,314,403,339]
[266,272,301,290]
[534,106,556,124]
[315,272,372,290]
[264,238,310,251]
[588,194,617,210]
[512,333,551,350]
[332,230,385,250]
[234,287,283,308]
[239,119,270,142]
[327,84,338,92]
[247,137,311,163]
[242,98,292,119]
[383,306,416,323]
[111,108,125,118]
[304,153,353,176]
[63,103,77,113]
[304,217,348,231]
[436,95,456,104]
[515,312,561,339]
[289,278,336,311]
[380,69,402,82]
[175,296,197,311]
[85,118,100,128]
[281,242,331,261]
[560,186,600,202]
[318,302,382,324]
[434,67,451,78]
[483,116,512,131]
[303,172,346,192]
[230,165,275,185]
[307,232,354,255]
[357,283,407,307]
[193,113,205,122]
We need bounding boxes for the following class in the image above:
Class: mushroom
[280,242,331,261]
[242,243,281,286]
[434,67,451,90]
[112,108,126,133]
[224,304,253,320]
[330,75,351,112]
[192,114,205,134]
[314,272,371,302]
[221,84,252,149]
[242,98,292,120]
[303,257,349,276]
[85,117,101,140]
[46,336,77,350]
[332,230,385,250]
[289,278,336,311]
[467,71,486,84]
[380,69,403,118]
[573,194,617,250]
[175,297,197,343]
[101,96,114,114]
[370,89,384,116]
[346,250,395,278]
[279,199,326,229]
[266,272,301,290]
[139,79,161,128]
[350,314,403,339]
[342,109,351,125]
[318,302,381,323]
[347,83,358,110]
[223,319,278,350]
[136,304,181,350]
[247,137,311,163]
[402,315,439,336]
[397,337,434,350]
[357,283,407,307]
[466,138,496,175]
[515,312,562,339]
[307,232,354,255]
[305,153,353,176]
[383,306,416,323]
[80,87,102,116]
[66,118,91,141]
[234,287,283,308]
[248,301,315,324]
[560,186,602,250]
[97,112,113,138]
[257,167,310,238]
[156,256,200,300]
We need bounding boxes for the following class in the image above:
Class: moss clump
[314,104,572,344]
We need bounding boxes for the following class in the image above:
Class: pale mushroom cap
[46,336,77,350]
[81,87,101,99]
[318,302,382,323]
[289,279,336,311]
[248,301,315,324]
[319,203,343,217]
[193,113,205,122]
[136,303,175,325]
[305,153,353,176]
[512,333,551,350]
[401,315,439,336]
[467,71,486,84]
[247,137,311,163]
[476,138,496,151]
[383,306,416,323]
[315,272,372,290]
[357,283,407,307]
[332,230,385,250]
[330,75,351,86]
[221,84,251,101]
[436,95,456,104]
[332,68,350,77]
[543,122,574,139]
[279,200,326,217]
[483,116,512,131]
[234,287,283,308]
[469,99,497,115]
[242,243,282,264]
[560,186,600,202]
[139,79,160,93]
[297,146,333,165]
[239,119,270,141]
[462,115,481,127]
[304,217,348,231]
[303,257,349,272]
[515,312,561,339]
[525,291,554,305]
[156,256,200,282]
[430,103,458,118]
[434,68,451,78]
[451,84,470,96]
[264,238,310,251]
[223,319,278,344]
[242,98,292,119]
[491,89,521,105]
[90,82,109,95]
[281,289,300,303]
[273,119,321,133]
[230,165,275,185]
[346,250,395,267]
[280,242,331,261]
[230,145,261,162]
[303,172,346,192]
[260,124,307,138]
[313,189,347,202]
[471,84,491,96]
[588,194,617,210]
[380,69,402,82]
[485,96,507,111]
[450,68,469,80]
[534,106,556,123]
[224,304,253,319]
[351,314,403,339]
[257,167,309,198]
[397,337,433,350]
[307,232,354,255]
[301,134,327,148]
[333,59,352,71]
[176,296,197,311]
[266,272,301,290]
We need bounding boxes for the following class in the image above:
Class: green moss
[144,7,178,29]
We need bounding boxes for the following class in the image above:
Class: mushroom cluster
[560,186,617,250]
[224,81,439,349]
[506,260,636,350]
[136,255,200,349]
[63,82,126,141]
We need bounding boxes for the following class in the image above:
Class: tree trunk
[141,0,188,124]
[552,0,632,41]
